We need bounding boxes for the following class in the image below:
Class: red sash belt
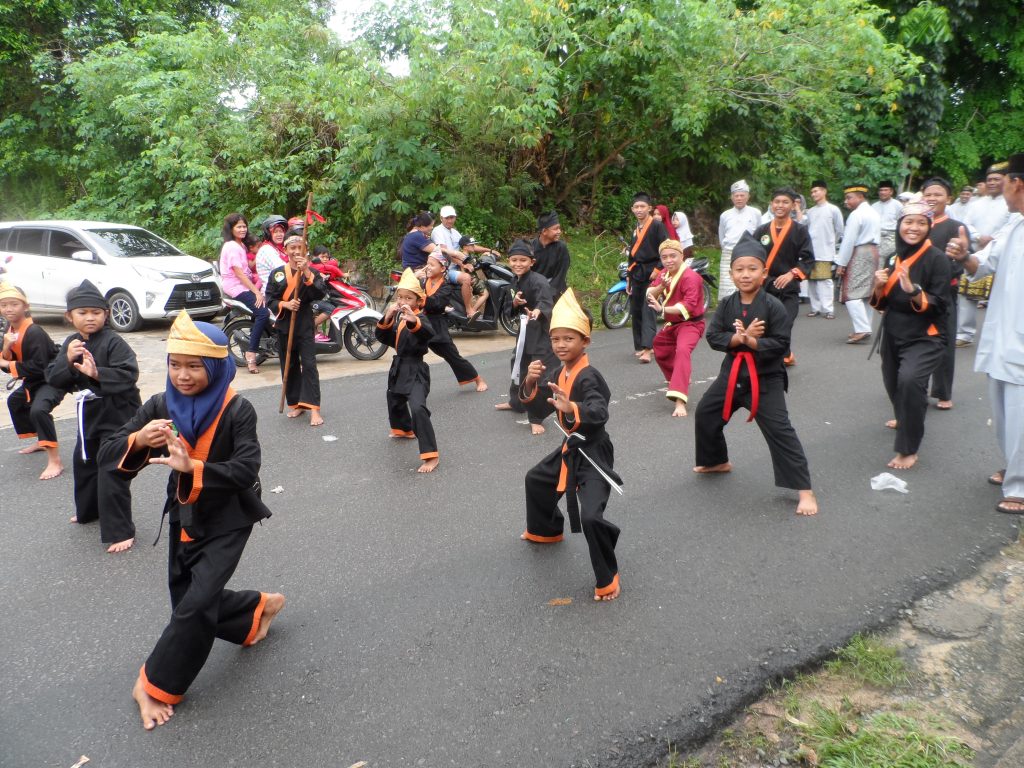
[723,350,759,423]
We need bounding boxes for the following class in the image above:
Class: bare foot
[248,593,286,647]
[637,350,652,364]
[418,457,439,473]
[887,453,918,470]
[287,408,302,418]
[107,537,134,554]
[671,401,688,418]
[494,402,513,411]
[475,377,488,392]
[936,400,953,410]
[796,490,818,516]
[19,442,44,455]
[594,576,621,602]
[693,462,732,474]
[531,423,546,435]
[70,515,77,523]
[40,460,64,480]
[885,419,897,429]
[634,350,643,358]
[309,410,323,427]
[132,675,174,730]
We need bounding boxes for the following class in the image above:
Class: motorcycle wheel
[498,301,520,336]
[702,282,713,313]
[601,291,630,329]
[224,319,270,367]
[344,317,388,360]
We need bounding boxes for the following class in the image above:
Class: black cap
[730,232,767,264]
[1005,154,1024,175]
[458,235,476,248]
[537,211,559,231]
[507,238,535,259]
[66,280,108,311]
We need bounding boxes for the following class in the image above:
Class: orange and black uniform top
[375,310,434,396]
[751,219,815,298]
[706,289,791,386]
[265,263,327,338]
[3,319,57,392]
[422,275,454,341]
[869,241,951,343]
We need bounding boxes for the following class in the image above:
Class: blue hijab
[165,321,236,447]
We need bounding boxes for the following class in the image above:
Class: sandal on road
[995,498,1024,515]
[989,469,1005,486]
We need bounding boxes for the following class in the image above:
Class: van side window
[0,229,10,250]
[11,228,48,256]
[49,233,90,260]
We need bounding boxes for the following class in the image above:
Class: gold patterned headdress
[0,282,28,304]
[396,267,426,298]
[166,310,228,358]
[550,288,591,338]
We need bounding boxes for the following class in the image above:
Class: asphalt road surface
[1,309,1017,768]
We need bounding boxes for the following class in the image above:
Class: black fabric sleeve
[264,267,286,314]
[177,398,262,501]
[12,325,56,381]
[45,335,82,390]
[98,395,168,475]
[91,334,140,397]
[705,299,737,353]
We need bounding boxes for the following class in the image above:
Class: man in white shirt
[958,166,1012,345]
[717,179,762,300]
[871,181,902,262]
[948,152,1024,514]
[835,184,881,343]
[431,205,482,317]
[948,185,974,221]
[804,180,844,319]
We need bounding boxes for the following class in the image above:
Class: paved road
[1,310,1016,768]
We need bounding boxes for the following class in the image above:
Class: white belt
[511,315,530,385]
[75,389,101,460]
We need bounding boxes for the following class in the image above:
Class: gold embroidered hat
[659,239,685,256]
[166,310,228,358]
[396,267,426,298]
[899,193,933,220]
[550,288,591,338]
[0,282,28,304]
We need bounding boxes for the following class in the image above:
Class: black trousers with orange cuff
[74,432,135,543]
[694,375,812,491]
[278,330,320,409]
[387,380,438,460]
[881,334,944,456]
[524,446,619,591]
[7,382,63,445]
[140,523,264,705]
[428,337,479,385]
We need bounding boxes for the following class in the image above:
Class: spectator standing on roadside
[804,180,844,320]
[671,211,695,257]
[627,192,669,364]
[835,184,881,344]
[219,213,269,375]
[717,180,762,300]
[531,211,571,299]
[872,181,902,262]
[948,185,974,221]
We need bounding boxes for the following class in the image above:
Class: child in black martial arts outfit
[99,312,284,731]
[869,198,951,470]
[421,251,488,392]
[376,268,439,473]
[496,238,559,435]
[0,283,63,480]
[520,289,624,601]
[264,229,327,426]
[46,280,142,551]
[693,233,818,517]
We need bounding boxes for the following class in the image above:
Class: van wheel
[107,291,141,332]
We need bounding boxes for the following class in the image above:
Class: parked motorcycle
[384,251,520,337]
[222,274,387,366]
[602,254,717,329]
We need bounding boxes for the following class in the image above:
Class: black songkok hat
[537,211,559,231]
[771,186,799,201]
[810,179,828,190]
[730,232,767,264]
[632,192,652,205]
[878,180,895,190]
[66,279,108,311]
[920,177,952,194]
[1004,154,1024,176]
[507,238,535,259]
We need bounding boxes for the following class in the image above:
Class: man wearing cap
[872,181,902,261]
[947,153,1024,514]
[957,165,1012,345]
[531,211,571,299]
[804,180,844,319]
[835,184,881,343]
[431,205,484,318]
[717,180,763,300]
[627,192,670,363]
[948,185,974,221]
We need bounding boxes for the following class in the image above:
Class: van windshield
[86,228,182,258]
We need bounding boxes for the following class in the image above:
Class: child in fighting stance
[376,268,439,473]
[519,289,624,601]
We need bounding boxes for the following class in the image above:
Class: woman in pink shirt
[219,213,270,373]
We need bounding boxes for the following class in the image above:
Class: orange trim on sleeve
[595,573,620,597]
[117,431,150,471]
[179,460,204,504]
[792,268,806,280]
[139,664,183,705]
[520,383,538,404]
[406,317,422,333]
[377,317,395,330]
[243,592,269,647]
[522,531,564,543]
[912,291,929,313]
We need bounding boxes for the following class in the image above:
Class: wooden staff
[279,191,314,413]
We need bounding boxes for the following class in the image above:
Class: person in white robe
[805,180,844,318]
[835,184,880,343]
[717,180,761,300]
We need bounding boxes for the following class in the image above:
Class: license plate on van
[186,289,212,302]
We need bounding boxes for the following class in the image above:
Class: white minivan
[0,220,222,332]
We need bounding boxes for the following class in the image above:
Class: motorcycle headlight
[133,265,169,282]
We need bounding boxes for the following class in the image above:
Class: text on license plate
[186,289,212,302]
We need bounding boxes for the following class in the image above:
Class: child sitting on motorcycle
[458,236,490,320]
[309,245,343,342]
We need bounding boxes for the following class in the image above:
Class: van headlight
[134,265,169,282]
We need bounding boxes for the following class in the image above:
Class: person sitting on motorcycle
[431,206,489,321]
[255,215,289,287]
[219,214,269,375]
[458,235,490,319]
[309,245,342,343]
[421,251,488,392]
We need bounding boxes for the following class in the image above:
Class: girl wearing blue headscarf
[100,311,285,730]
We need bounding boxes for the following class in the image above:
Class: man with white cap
[431,205,485,318]
[717,180,762,300]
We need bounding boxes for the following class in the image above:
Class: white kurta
[966,195,1011,239]
[835,203,880,268]
[806,202,845,261]
[872,198,902,231]
[717,205,762,299]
